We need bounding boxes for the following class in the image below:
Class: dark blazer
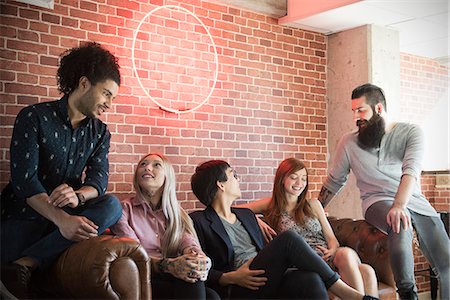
[189,206,265,295]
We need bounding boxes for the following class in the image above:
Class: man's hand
[387,205,411,233]
[58,215,98,241]
[49,184,78,208]
[318,186,335,208]
[221,258,267,290]
[256,218,277,243]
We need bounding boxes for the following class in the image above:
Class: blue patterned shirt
[1,96,111,220]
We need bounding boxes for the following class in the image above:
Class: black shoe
[398,290,418,300]
[0,263,32,299]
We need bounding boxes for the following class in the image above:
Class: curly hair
[57,41,121,95]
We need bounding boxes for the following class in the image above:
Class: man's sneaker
[0,263,32,299]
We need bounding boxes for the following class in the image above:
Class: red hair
[266,158,315,232]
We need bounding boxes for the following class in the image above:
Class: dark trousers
[230,230,338,299]
[152,273,220,300]
[0,194,122,270]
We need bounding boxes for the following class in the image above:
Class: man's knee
[102,194,121,217]
[90,194,122,228]
[99,194,121,212]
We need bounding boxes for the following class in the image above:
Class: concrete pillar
[326,24,399,219]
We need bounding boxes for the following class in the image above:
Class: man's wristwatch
[76,192,86,207]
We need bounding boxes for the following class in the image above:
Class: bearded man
[318,83,449,300]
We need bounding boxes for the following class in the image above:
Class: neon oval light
[131,5,219,114]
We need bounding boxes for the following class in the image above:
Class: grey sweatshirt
[324,122,438,217]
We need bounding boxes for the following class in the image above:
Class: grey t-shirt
[220,217,258,269]
[324,123,438,217]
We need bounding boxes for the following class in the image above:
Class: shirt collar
[56,95,71,126]
[56,94,90,128]
[131,195,163,213]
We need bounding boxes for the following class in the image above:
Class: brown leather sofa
[27,218,393,299]
[328,217,397,300]
[32,235,151,300]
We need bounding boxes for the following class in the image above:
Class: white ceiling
[281,0,449,61]
[20,0,449,61]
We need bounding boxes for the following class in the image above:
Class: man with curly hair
[1,42,123,298]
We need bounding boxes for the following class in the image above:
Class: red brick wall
[400,53,450,293]
[0,0,328,210]
[414,173,450,292]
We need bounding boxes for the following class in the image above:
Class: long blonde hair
[133,153,198,257]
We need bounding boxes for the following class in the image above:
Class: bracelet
[76,192,86,207]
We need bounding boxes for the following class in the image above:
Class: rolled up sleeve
[402,125,424,180]
[179,232,200,253]
[84,129,110,195]
[324,136,351,194]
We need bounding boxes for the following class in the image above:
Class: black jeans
[152,273,220,300]
[230,230,339,299]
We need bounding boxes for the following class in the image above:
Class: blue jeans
[0,194,122,270]
[365,201,449,299]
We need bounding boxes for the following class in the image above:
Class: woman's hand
[256,217,277,243]
[162,247,212,283]
[316,245,337,262]
[162,254,200,283]
[220,258,267,290]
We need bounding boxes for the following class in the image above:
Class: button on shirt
[1,96,110,220]
[110,196,200,258]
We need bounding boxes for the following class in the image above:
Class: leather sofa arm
[328,217,395,288]
[38,235,151,300]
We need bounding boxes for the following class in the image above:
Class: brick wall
[400,53,450,293]
[415,173,450,292]
[0,0,328,210]
[2,0,447,295]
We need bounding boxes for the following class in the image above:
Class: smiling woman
[110,153,219,300]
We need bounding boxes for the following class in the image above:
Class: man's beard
[357,112,386,150]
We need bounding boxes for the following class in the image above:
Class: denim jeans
[0,194,122,270]
[230,230,337,299]
[365,201,449,300]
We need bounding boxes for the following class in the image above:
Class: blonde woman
[111,153,218,299]
[240,158,378,297]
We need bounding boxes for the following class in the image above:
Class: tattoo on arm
[158,258,170,273]
[318,186,335,208]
